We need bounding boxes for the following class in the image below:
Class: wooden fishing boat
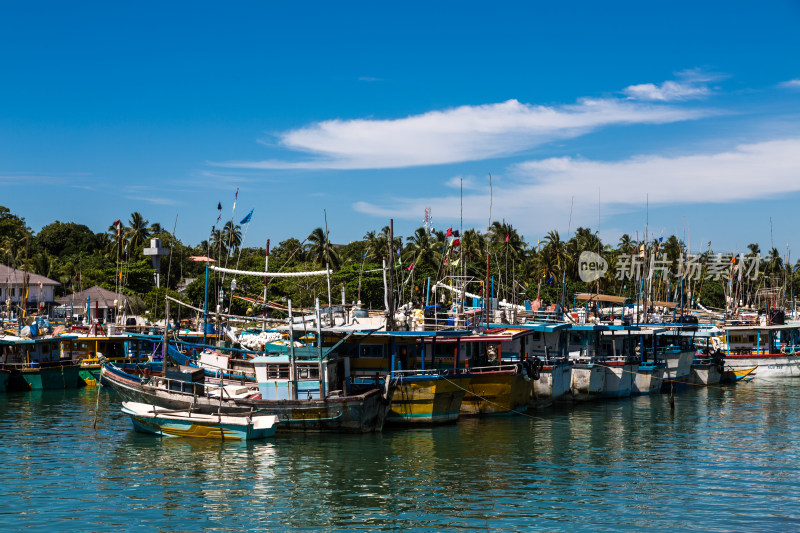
[121,401,278,440]
[721,325,800,378]
[519,323,572,407]
[327,329,474,423]
[719,365,758,383]
[0,335,81,391]
[566,325,609,401]
[657,327,696,391]
[99,333,394,433]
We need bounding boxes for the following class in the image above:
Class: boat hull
[661,350,694,391]
[79,364,101,387]
[689,363,721,386]
[723,354,800,379]
[388,374,469,424]
[7,363,81,391]
[569,364,605,401]
[101,362,391,433]
[531,362,571,408]
[461,369,530,416]
[600,362,634,398]
[632,363,664,395]
[122,402,277,440]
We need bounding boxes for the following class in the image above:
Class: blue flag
[239,209,254,225]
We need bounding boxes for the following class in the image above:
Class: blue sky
[2,1,800,256]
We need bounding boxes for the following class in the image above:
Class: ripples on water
[3,382,800,532]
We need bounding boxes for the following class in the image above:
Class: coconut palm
[125,212,150,254]
[404,227,441,272]
[307,227,340,270]
[223,221,242,252]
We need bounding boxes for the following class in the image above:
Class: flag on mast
[240,209,254,225]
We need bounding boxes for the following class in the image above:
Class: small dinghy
[121,402,278,441]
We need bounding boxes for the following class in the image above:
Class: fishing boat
[121,401,278,440]
[599,326,655,398]
[656,326,696,391]
[100,322,394,433]
[444,327,541,416]
[720,365,758,383]
[0,334,81,390]
[521,323,572,407]
[721,324,800,379]
[630,329,666,395]
[566,325,609,401]
[332,329,472,423]
[689,330,725,386]
[61,331,154,386]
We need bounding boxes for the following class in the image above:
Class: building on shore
[0,263,60,318]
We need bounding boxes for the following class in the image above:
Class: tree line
[1,205,795,320]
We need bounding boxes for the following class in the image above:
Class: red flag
[446,227,453,237]
[452,238,460,247]
[113,219,121,227]
[407,262,415,271]
[505,234,509,243]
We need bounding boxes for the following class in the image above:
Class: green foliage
[35,221,102,257]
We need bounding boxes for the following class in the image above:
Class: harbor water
[3,382,800,532]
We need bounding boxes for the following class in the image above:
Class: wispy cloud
[353,138,800,235]
[623,80,710,101]
[214,81,713,171]
[358,76,383,83]
[444,175,483,190]
[778,79,800,89]
[623,70,720,102]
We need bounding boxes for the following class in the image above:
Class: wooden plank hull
[531,363,571,408]
[569,364,605,401]
[101,362,392,433]
[461,370,530,416]
[689,363,721,385]
[122,402,277,440]
[601,362,634,398]
[388,375,469,424]
[15,364,81,391]
[724,354,800,378]
[632,364,664,395]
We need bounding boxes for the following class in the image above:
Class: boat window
[265,365,290,379]
[530,331,541,341]
[359,344,382,357]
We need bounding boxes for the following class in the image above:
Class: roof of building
[0,263,60,286]
[54,285,120,309]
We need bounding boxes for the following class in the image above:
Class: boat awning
[575,293,679,309]
[507,322,570,333]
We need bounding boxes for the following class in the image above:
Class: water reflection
[2,382,800,531]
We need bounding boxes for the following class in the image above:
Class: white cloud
[444,175,483,190]
[623,80,710,101]
[214,94,710,171]
[353,138,800,236]
[778,79,800,89]
[623,69,721,102]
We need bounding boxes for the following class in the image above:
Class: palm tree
[460,229,485,275]
[618,234,634,255]
[125,212,150,254]
[404,227,441,272]
[149,222,164,235]
[223,221,242,252]
[307,227,340,270]
[488,220,526,262]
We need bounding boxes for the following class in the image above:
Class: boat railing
[469,364,520,374]
[146,374,255,399]
[393,368,467,377]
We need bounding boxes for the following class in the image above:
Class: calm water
[2,382,800,532]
